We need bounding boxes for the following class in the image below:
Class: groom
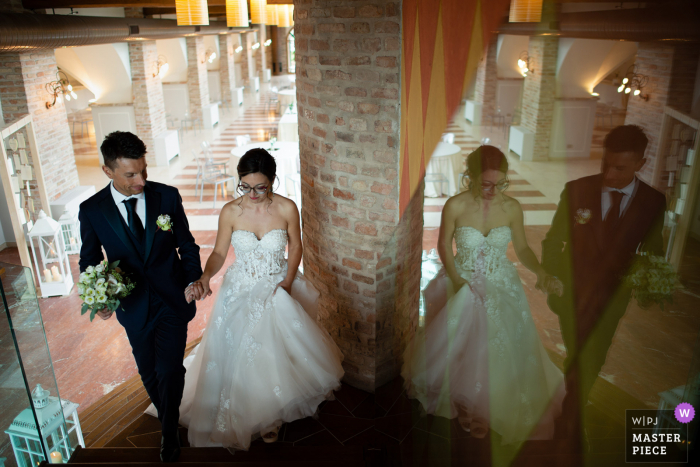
[542,125,665,450]
[78,131,202,462]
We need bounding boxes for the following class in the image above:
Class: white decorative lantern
[58,209,81,255]
[31,385,50,409]
[28,210,74,298]
[4,396,84,467]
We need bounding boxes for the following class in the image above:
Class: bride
[147,148,344,450]
[402,145,564,445]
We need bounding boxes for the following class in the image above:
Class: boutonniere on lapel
[574,208,592,225]
[156,214,174,233]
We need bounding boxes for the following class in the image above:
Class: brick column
[296,0,401,391]
[234,33,249,86]
[624,42,700,183]
[254,25,265,81]
[473,40,498,127]
[0,51,79,201]
[129,41,167,166]
[219,34,237,104]
[265,26,274,74]
[519,36,558,161]
[186,36,210,121]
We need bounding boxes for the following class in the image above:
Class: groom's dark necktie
[123,198,144,242]
[604,190,624,236]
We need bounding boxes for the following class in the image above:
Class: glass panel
[0,262,72,467]
[653,115,698,264]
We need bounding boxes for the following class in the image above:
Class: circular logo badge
[674,402,695,423]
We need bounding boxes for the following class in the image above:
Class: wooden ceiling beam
[143,6,227,17]
[23,0,228,8]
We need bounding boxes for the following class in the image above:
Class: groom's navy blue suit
[78,180,202,437]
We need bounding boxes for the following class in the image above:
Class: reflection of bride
[147,149,344,450]
[402,146,564,445]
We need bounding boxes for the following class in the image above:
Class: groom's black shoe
[160,431,181,463]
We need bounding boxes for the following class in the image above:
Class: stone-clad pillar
[186,36,211,121]
[0,51,78,200]
[129,41,167,166]
[472,40,498,132]
[296,0,402,391]
[219,35,237,105]
[519,36,558,161]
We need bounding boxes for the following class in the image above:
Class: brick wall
[0,51,79,201]
[254,26,265,80]
[625,43,700,183]
[234,33,248,86]
[520,36,558,161]
[474,40,498,121]
[186,36,210,121]
[375,188,423,387]
[295,0,401,391]
[273,26,293,74]
[240,33,251,85]
[219,34,237,103]
[265,26,274,72]
[129,41,167,166]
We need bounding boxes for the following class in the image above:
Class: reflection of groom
[542,125,665,443]
[78,132,202,462]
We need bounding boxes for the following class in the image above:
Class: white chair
[201,141,228,175]
[194,153,236,207]
[267,87,280,115]
[441,133,455,144]
[235,135,252,147]
[424,172,449,197]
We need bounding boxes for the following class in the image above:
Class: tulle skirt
[401,266,564,445]
[146,268,344,450]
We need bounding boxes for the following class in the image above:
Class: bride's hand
[451,275,469,292]
[273,280,292,296]
[191,276,212,301]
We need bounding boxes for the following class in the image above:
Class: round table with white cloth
[277,110,299,142]
[277,89,297,111]
[424,142,461,198]
[230,142,300,196]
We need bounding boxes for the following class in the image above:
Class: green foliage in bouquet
[623,253,682,310]
[78,259,136,321]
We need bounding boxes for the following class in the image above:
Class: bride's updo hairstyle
[237,148,277,183]
[463,145,509,195]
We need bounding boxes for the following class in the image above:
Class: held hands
[185,276,213,303]
[536,273,564,297]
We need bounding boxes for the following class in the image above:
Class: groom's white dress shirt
[111,181,146,226]
[602,177,637,221]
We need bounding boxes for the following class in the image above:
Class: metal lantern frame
[58,209,81,255]
[28,210,74,298]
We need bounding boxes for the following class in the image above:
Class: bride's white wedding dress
[146,229,344,450]
[401,226,564,445]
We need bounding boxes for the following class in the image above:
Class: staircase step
[68,445,365,464]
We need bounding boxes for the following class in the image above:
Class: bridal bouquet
[623,252,681,310]
[79,260,136,321]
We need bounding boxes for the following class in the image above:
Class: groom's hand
[96,307,113,320]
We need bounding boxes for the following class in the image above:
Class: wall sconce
[617,65,649,101]
[264,39,272,47]
[153,55,169,78]
[45,71,77,109]
[252,42,261,50]
[517,51,533,77]
[204,48,217,64]
[235,46,243,53]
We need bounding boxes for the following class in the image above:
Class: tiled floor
[98,375,631,466]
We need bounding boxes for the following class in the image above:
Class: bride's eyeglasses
[238,183,269,195]
[481,179,509,192]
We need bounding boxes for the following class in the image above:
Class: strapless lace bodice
[226,229,288,288]
[454,226,513,275]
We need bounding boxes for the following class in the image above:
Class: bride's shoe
[262,425,281,443]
